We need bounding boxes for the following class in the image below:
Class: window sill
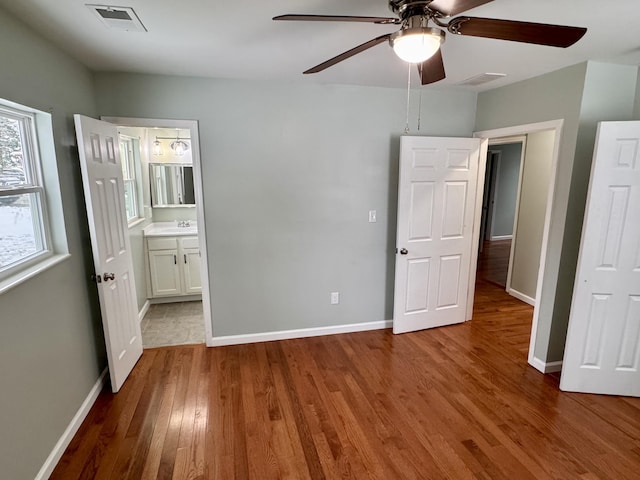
[128,217,146,229]
[0,253,71,295]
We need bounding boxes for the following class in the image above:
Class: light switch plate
[368,210,377,223]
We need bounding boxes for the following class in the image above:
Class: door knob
[103,273,115,281]
[400,248,408,255]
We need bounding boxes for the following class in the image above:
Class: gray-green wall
[510,130,554,300]
[476,61,638,364]
[0,8,104,480]
[152,206,198,223]
[489,143,521,238]
[94,74,477,337]
[550,62,637,360]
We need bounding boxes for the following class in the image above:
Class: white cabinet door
[182,248,202,294]
[393,136,482,334]
[74,114,143,393]
[561,121,640,397]
[148,249,181,297]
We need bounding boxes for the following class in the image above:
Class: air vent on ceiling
[86,4,147,32]
[458,73,506,87]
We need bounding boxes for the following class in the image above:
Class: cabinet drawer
[180,236,199,249]
[147,237,178,250]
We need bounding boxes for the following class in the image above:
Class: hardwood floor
[51,280,640,479]
[477,239,511,287]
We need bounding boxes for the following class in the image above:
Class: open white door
[74,114,143,393]
[561,121,640,397]
[393,136,482,334]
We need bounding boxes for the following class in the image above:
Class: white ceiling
[2,0,640,91]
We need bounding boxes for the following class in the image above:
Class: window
[119,135,141,224]
[0,104,52,279]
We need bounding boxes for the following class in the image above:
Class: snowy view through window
[0,113,40,269]
[0,195,38,268]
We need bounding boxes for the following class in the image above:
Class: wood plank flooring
[51,280,640,479]
[477,239,511,287]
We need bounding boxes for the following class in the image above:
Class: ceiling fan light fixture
[390,27,445,64]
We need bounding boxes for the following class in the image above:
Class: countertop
[143,222,198,237]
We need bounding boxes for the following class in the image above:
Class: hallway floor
[477,239,511,287]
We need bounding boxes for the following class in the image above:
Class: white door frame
[102,116,214,346]
[483,150,500,242]
[473,120,563,372]
[466,140,489,320]
[486,136,527,294]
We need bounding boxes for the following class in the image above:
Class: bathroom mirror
[150,164,195,207]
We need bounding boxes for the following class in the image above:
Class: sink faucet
[177,220,191,227]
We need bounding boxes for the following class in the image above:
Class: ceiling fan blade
[304,34,392,74]
[448,17,587,47]
[428,0,493,17]
[418,49,446,85]
[273,14,399,25]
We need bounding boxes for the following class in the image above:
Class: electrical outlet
[330,292,340,305]
[368,210,377,223]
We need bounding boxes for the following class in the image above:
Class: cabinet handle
[174,254,177,265]
[184,254,187,264]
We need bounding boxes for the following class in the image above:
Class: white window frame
[119,134,141,224]
[0,98,69,294]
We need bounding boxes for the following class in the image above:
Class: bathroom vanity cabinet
[143,223,201,299]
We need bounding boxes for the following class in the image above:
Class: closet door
[561,121,640,397]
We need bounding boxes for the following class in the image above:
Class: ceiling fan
[273,0,587,85]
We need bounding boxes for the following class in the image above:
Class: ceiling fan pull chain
[405,63,411,134]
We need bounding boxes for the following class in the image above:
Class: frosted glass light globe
[391,28,445,63]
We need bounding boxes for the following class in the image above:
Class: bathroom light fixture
[170,137,189,156]
[153,132,191,156]
[152,137,164,156]
[390,25,445,64]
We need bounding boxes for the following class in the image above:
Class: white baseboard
[138,299,150,323]
[35,368,108,480]
[490,234,513,241]
[508,288,535,306]
[529,357,563,374]
[209,320,393,347]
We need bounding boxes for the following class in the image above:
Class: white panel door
[393,136,481,334]
[561,121,640,397]
[74,114,143,393]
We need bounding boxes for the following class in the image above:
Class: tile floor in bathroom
[141,300,205,348]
